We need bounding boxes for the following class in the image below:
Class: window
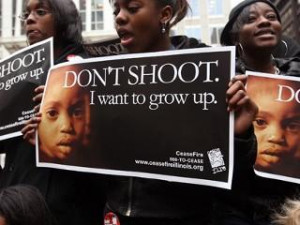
[185,26,201,41]
[79,0,104,31]
[207,0,223,16]
[21,1,26,35]
[210,27,223,45]
[12,0,17,36]
[187,0,200,17]
[91,0,103,30]
[0,0,2,36]
[79,0,87,31]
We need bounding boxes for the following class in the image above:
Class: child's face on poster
[252,81,300,174]
[38,67,90,160]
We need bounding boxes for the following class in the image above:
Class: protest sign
[0,38,53,141]
[247,72,300,184]
[37,47,235,189]
[83,37,124,57]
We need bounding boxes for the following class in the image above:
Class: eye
[285,121,300,133]
[46,109,58,119]
[127,2,140,14]
[127,6,139,13]
[36,8,48,16]
[266,13,277,21]
[254,118,267,128]
[72,107,84,118]
[247,15,257,23]
[20,11,30,20]
[113,7,120,16]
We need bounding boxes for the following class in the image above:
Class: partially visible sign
[0,38,53,141]
[247,71,300,184]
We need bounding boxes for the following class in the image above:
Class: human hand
[33,85,45,112]
[21,113,42,146]
[226,75,258,135]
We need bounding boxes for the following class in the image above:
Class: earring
[161,22,166,34]
[281,40,288,57]
[237,43,245,56]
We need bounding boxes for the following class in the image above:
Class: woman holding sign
[103,0,258,224]
[215,0,300,224]
[0,0,105,225]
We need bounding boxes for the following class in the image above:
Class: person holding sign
[103,0,258,225]
[215,0,300,224]
[0,0,106,225]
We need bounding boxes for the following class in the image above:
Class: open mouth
[118,29,134,47]
[255,29,275,37]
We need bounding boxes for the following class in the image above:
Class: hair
[109,0,190,29]
[272,198,300,225]
[25,0,83,45]
[230,5,252,45]
[0,185,53,225]
[155,0,190,28]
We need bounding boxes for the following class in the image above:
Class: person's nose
[267,125,286,145]
[26,11,37,24]
[115,9,128,26]
[257,15,271,27]
[59,113,74,134]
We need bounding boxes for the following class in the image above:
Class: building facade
[270,0,300,44]
[174,0,231,46]
[0,0,236,59]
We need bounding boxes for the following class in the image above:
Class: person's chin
[256,40,278,49]
[27,33,43,44]
[255,154,280,171]
[122,41,143,53]
[55,145,74,160]
[27,37,43,45]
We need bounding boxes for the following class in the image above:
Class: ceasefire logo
[207,148,226,174]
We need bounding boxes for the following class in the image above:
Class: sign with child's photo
[246,72,300,184]
[0,38,53,141]
[37,47,235,189]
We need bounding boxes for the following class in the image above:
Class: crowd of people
[0,0,299,225]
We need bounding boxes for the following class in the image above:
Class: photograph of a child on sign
[247,75,300,179]
[38,64,92,165]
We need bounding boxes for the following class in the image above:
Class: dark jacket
[213,57,300,225]
[105,36,257,223]
[235,57,300,76]
[0,44,106,225]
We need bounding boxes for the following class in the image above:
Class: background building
[270,0,300,44]
[174,0,232,46]
[0,0,299,59]
[0,0,238,59]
